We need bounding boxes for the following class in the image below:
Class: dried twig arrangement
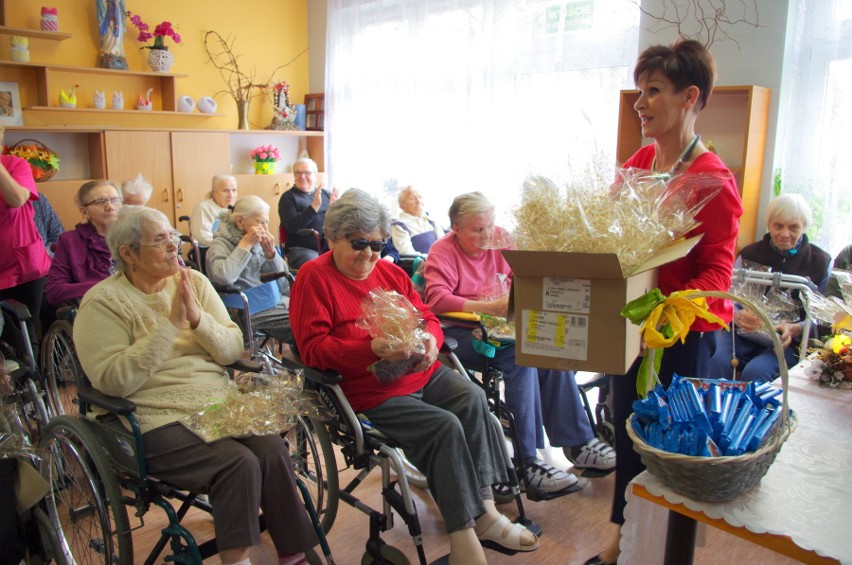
[629,0,766,49]
[203,30,307,103]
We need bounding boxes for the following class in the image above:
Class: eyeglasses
[294,171,315,177]
[350,239,386,252]
[84,197,123,208]
[139,233,181,251]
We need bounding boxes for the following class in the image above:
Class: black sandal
[584,554,615,565]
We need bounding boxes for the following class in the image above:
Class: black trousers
[610,330,718,524]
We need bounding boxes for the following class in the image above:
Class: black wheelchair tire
[290,416,339,534]
[360,543,411,565]
[40,320,82,418]
[39,416,133,565]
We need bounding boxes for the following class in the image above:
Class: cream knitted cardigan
[73,269,244,433]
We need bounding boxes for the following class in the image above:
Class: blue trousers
[444,326,593,462]
[708,328,798,382]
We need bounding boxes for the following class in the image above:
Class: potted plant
[127,11,182,73]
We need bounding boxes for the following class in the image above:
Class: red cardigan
[624,146,742,331]
[289,253,443,412]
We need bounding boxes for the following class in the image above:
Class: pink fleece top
[423,232,513,314]
[0,154,51,290]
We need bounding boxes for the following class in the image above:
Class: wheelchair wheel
[288,416,339,534]
[32,504,70,565]
[40,320,82,417]
[360,544,410,565]
[13,375,50,445]
[39,416,133,565]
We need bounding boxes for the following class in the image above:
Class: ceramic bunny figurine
[136,88,153,111]
[93,90,106,109]
[112,90,124,110]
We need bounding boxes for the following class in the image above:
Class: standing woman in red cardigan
[586,39,743,565]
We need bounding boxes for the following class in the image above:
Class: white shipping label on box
[520,310,589,360]
[542,278,591,314]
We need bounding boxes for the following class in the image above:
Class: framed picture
[0,82,23,126]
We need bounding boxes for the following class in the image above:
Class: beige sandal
[477,515,539,554]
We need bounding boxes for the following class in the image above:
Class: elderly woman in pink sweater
[424,192,615,495]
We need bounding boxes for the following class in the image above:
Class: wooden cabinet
[103,130,230,230]
[616,85,771,250]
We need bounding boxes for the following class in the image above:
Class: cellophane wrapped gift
[182,369,328,443]
[1,396,37,459]
[513,168,727,275]
[730,261,800,346]
[356,288,429,385]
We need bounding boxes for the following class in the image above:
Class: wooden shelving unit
[616,85,771,249]
[0,1,71,41]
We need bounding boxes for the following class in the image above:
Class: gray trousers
[142,423,318,553]
[363,365,508,532]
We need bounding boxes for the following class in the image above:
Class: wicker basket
[8,138,59,182]
[626,289,798,502]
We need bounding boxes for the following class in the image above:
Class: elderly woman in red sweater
[289,188,539,564]
[45,180,122,306]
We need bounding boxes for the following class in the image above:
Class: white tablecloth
[620,362,852,564]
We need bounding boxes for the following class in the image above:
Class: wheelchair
[36,348,334,564]
[1,299,52,443]
[39,304,84,418]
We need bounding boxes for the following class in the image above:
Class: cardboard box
[502,236,702,375]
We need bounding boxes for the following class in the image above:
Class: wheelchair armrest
[55,303,79,322]
[77,386,137,415]
[0,299,31,322]
[437,312,490,339]
[212,283,242,295]
[228,358,264,373]
[278,351,342,386]
[178,215,190,223]
[260,271,295,285]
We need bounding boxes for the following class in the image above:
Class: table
[620,362,852,564]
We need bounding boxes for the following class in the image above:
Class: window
[326,0,639,228]
[776,0,852,259]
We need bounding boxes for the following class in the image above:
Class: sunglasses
[349,239,386,252]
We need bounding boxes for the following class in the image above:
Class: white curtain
[776,0,852,258]
[325,0,639,227]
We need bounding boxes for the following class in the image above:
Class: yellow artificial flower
[831,334,851,354]
[640,290,728,349]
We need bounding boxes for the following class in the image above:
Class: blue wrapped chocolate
[631,375,790,457]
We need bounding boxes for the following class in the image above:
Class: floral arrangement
[3,142,60,181]
[250,145,281,163]
[127,11,181,49]
[807,334,852,388]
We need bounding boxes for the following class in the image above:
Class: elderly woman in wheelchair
[73,205,318,565]
[423,192,616,494]
[290,188,539,564]
[206,195,293,347]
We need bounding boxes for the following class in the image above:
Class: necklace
[652,133,701,176]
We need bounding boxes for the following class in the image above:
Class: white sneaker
[524,459,579,492]
[566,438,616,471]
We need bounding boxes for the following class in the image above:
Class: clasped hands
[169,268,201,330]
[240,225,277,259]
[734,308,802,349]
[371,332,437,373]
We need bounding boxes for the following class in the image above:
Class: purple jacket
[45,222,112,305]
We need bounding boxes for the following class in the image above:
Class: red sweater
[624,146,742,331]
[289,253,443,412]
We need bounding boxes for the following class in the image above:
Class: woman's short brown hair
[633,39,716,111]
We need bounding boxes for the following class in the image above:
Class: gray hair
[397,185,415,208]
[222,195,269,231]
[324,188,391,241]
[765,193,812,230]
[75,180,121,207]
[120,173,153,203]
[293,157,318,173]
[448,191,494,228]
[207,174,237,199]
[107,206,172,273]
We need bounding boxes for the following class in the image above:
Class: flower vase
[147,47,174,73]
[254,161,275,175]
[237,99,250,130]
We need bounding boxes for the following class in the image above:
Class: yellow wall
[4,0,309,130]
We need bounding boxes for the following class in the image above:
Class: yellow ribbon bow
[640,290,729,349]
